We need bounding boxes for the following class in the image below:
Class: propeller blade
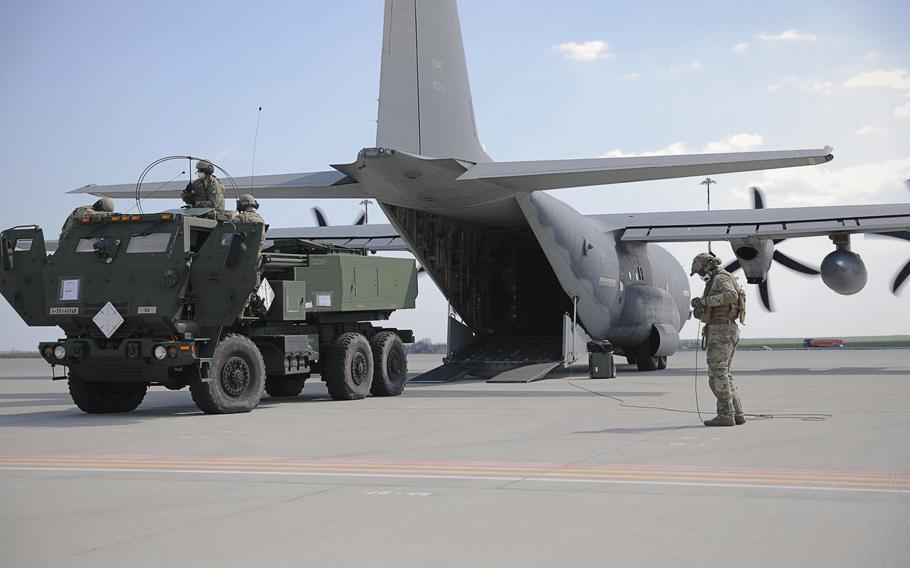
[893,260,910,294]
[758,279,773,311]
[353,211,366,225]
[312,207,329,227]
[879,231,910,242]
[773,250,820,275]
[751,186,765,210]
[724,259,741,273]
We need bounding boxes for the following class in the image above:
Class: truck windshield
[127,233,171,254]
[76,237,107,253]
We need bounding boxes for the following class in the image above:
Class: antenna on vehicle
[251,106,262,191]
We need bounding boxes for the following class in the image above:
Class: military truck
[0,208,418,414]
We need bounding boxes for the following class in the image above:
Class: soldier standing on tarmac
[59,197,115,240]
[181,160,225,213]
[690,252,747,427]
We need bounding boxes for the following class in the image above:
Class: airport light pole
[700,177,716,253]
[359,199,374,224]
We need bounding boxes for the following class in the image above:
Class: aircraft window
[127,233,172,254]
[76,237,108,253]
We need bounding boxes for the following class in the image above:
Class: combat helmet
[195,160,215,175]
[237,193,259,211]
[93,197,114,213]
[690,252,722,276]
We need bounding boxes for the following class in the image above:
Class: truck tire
[68,373,147,413]
[370,332,407,397]
[634,343,659,372]
[190,334,265,414]
[324,332,373,400]
[265,376,305,398]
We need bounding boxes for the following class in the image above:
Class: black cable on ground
[565,337,832,422]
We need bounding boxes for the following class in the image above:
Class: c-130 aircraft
[74,0,910,382]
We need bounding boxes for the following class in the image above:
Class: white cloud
[757,30,817,42]
[668,60,703,75]
[895,102,910,119]
[856,125,887,136]
[767,84,782,92]
[731,42,750,54]
[623,72,640,81]
[864,51,879,62]
[803,80,835,94]
[555,40,614,61]
[752,156,910,207]
[602,133,763,157]
[844,68,910,90]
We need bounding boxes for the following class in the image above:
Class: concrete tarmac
[1,349,909,568]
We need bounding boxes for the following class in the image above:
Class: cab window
[76,237,108,253]
[127,233,171,254]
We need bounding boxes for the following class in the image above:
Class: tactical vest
[704,270,747,324]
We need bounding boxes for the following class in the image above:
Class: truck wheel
[634,343,659,372]
[190,334,265,414]
[324,332,373,400]
[370,332,407,397]
[68,373,147,413]
[265,376,305,398]
[657,356,668,370]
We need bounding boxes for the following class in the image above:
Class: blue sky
[1,0,909,349]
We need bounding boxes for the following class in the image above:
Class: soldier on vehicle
[690,252,747,427]
[233,193,266,252]
[59,197,115,241]
[181,160,225,213]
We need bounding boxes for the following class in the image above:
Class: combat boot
[732,393,746,425]
[704,415,735,427]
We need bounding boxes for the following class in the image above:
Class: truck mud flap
[409,362,480,383]
[486,361,561,383]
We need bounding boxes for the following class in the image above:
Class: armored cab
[0,210,417,415]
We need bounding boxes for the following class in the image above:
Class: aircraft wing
[266,223,408,251]
[587,203,910,242]
[68,171,366,200]
[458,148,833,191]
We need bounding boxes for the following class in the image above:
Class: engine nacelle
[729,237,773,284]
[821,249,867,295]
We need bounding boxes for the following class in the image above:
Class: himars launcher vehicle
[0,210,418,414]
[68,0,910,382]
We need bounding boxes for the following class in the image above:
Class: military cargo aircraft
[72,0,910,382]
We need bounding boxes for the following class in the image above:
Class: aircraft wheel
[634,343,659,372]
[265,376,305,398]
[370,332,408,397]
[657,356,668,370]
[190,334,265,414]
[325,332,373,400]
[68,373,147,413]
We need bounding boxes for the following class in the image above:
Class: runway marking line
[1,454,909,494]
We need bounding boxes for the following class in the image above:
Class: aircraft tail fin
[377,0,491,163]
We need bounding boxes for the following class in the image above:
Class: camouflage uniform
[59,205,114,241]
[183,176,225,212]
[700,269,744,422]
[232,195,266,316]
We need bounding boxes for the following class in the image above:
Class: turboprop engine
[729,237,774,284]
[821,235,867,295]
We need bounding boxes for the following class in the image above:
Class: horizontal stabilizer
[589,203,910,242]
[69,171,366,200]
[458,148,834,191]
